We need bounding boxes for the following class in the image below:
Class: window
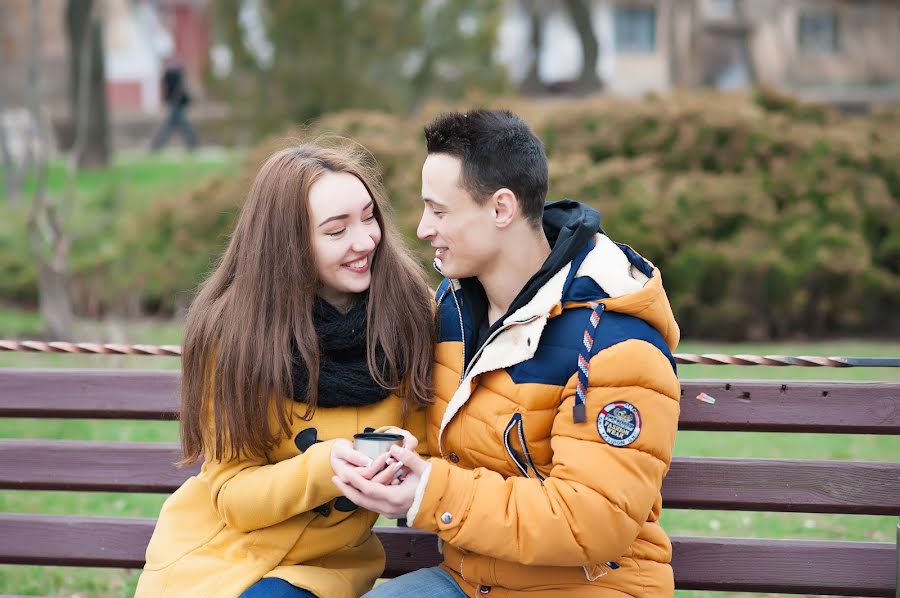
[614,6,656,53]
[709,0,736,19]
[797,12,840,54]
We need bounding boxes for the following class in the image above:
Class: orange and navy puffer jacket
[408,200,681,597]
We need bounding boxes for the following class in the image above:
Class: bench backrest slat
[3,440,899,515]
[0,369,180,420]
[670,534,897,596]
[2,369,899,433]
[679,380,900,434]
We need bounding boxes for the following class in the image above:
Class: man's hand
[332,445,430,519]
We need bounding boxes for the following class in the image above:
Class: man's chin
[436,257,479,280]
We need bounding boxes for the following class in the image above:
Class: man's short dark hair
[424,109,548,226]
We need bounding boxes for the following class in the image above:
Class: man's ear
[492,188,518,229]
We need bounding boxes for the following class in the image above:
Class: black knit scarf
[290,295,392,408]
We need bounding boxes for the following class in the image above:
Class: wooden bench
[1,368,898,596]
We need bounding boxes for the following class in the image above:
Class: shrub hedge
[4,90,898,340]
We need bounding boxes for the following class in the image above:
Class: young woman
[135,142,435,598]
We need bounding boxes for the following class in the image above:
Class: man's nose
[417,213,433,241]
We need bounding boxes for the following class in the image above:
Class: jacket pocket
[503,413,544,481]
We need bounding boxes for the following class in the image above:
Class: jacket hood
[515,202,679,352]
[570,237,680,352]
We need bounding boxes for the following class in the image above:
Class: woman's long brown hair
[179,141,435,464]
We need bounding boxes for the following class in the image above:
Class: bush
[130,92,900,339]
[7,91,899,340]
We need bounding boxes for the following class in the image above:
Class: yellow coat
[409,234,681,597]
[136,394,413,598]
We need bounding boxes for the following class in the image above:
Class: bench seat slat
[2,440,899,515]
[0,515,893,595]
[2,370,899,434]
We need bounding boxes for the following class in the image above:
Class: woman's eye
[326,229,346,237]
[364,213,376,222]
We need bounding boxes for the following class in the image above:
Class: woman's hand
[330,439,384,481]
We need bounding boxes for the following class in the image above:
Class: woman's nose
[351,229,377,252]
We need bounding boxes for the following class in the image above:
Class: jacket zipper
[447,286,467,381]
[503,415,529,478]
[504,412,546,482]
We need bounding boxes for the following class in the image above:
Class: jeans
[237,577,317,598]
[151,103,198,150]
[362,567,468,598]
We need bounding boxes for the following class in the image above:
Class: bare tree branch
[26,0,74,340]
[26,0,50,254]
[0,4,29,205]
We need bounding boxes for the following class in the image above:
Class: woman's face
[308,171,382,310]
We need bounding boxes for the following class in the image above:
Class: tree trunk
[27,0,74,340]
[520,0,545,94]
[735,0,757,85]
[36,257,74,340]
[66,0,109,169]
[563,0,602,94]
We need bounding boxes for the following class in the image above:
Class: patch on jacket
[597,401,641,446]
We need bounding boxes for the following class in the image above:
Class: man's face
[418,154,498,280]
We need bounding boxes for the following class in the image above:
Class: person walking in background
[151,57,198,151]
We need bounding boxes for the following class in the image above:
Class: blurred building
[498,0,900,105]
[0,0,213,153]
[0,0,209,115]
[106,0,209,114]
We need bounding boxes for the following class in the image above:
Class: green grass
[0,150,234,207]
[0,327,898,596]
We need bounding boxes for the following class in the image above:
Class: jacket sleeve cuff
[405,461,432,523]
[409,458,476,534]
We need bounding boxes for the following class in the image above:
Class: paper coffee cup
[353,432,403,461]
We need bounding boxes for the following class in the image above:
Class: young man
[150,57,197,152]
[333,110,681,597]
